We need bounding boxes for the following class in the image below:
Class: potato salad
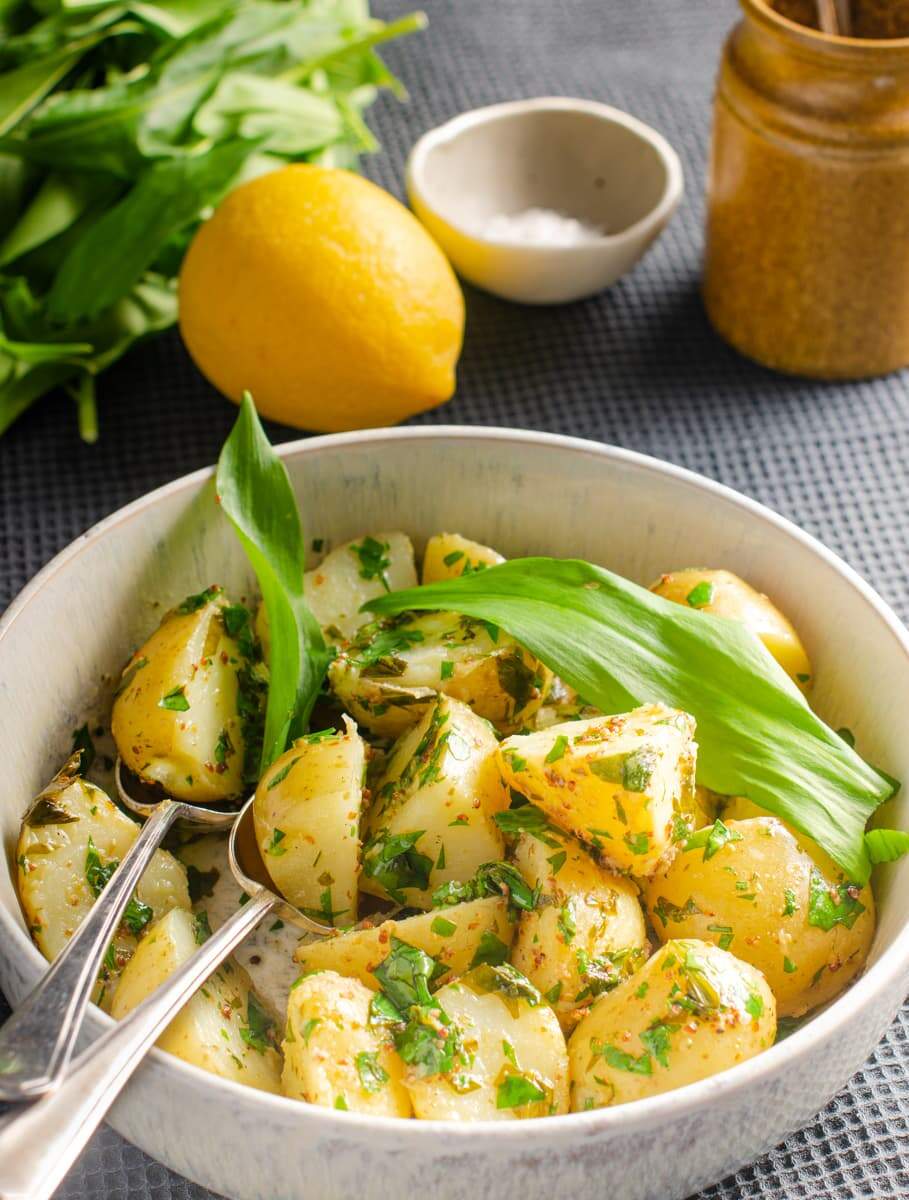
[16,532,877,1120]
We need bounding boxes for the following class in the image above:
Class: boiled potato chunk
[111,907,282,1093]
[112,587,254,803]
[498,704,697,877]
[257,532,417,653]
[294,897,514,986]
[649,568,812,688]
[330,611,552,737]
[510,829,648,1031]
[532,676,601,731]
[643,817,875,1018]
[361,695,509,907]
[254,716,364,926]
[282,970,411,1115]
[569,939,775,1110]
[422,532,504,584]
[405,965,569,1120]
[16,757,190,1009]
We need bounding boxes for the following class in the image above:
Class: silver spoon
[0,758,242,1101]
[0,790,332,1200]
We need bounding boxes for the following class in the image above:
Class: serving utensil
[0,759,241,1102]
[0,789,331,1200]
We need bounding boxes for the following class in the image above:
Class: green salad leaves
[365,559,899,883]
[0,0,423,439]
[216,393,330,771]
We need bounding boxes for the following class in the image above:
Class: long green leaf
[216,393,330,770]
[48,137,257,320]
[365,558,897,883]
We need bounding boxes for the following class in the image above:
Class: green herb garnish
[496,1074,546,1109]
[159,685,189,712]
[362,830,433,904]
[217,395,331,770]
[239,993,275,1055]
[365,559,898,881]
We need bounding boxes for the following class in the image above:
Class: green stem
[73,372,98,443]
[280,12,428,86]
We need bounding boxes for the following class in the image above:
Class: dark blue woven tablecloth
[2,0,908,1195]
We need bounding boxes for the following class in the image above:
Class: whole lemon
[178,165,464,431]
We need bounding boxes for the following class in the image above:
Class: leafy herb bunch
[0,0,423,439]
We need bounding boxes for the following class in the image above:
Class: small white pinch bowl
[406,98,684,304]
[2,428,909,1200]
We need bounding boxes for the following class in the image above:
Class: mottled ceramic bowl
[406,98,684,304]
[1,427,908,1200]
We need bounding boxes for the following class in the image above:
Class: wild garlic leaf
[216,393,330,771]
[365,558,898,882]
[865,828,909,864]
[49,138,258,321]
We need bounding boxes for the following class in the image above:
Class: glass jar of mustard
[703,0,909,379]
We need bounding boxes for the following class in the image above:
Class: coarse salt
[476,206,605,246]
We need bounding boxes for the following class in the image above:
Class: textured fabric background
[2,0,908,1195]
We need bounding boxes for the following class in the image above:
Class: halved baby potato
[282,970,411,1115]
[294,896,515,987]
[510,828,648,1031]
[254,716,365,926]
[329,611,552,738]
[405,964,569,1120]
[498,704,697,877]
[112,586,255,803]
[257,532,418,653]
[643,816,875,1018]
[649,568,812,688]
[422,533,504,584]
[361,694,509,907]
[568,938,775,1110]
[111,907,282,1094]
[16,757,190,1010]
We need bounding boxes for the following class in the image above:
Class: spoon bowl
[227,793,335,936]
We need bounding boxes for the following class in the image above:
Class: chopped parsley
[685,818,742,861]
[266,756,300,790]
[158,685,189,712]
[557,900,576,944]
[639,1021,676,1068]
[783,888,799,917]
[469,931,510,969]
[265,828,287,857]
[350,536,392,591]
[651,895,703,927]
[431,861,538,916]
[707,923,734,951]
[686,581,715,608]
[440,660,455,681]
[545,734,569,764]
[807,869,866,931]
[431,916,457,938]
[300,1018,321,1045]
[594,1041,652,1075]
[176,586,222,614]
[355,1051,389,1093]
[494,803,561,848]
[443,549,465,567]
[239,993,276,1054]
[193,911,212,944]
[496,1074,546,1109]
[745,992,764,1020]
[362,830,433,904]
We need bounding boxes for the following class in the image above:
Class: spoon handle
[0,889,274,1200]
[0,798,179,1101]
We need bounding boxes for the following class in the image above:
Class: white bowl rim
[405,96,685,254]
[2,423,908,1145]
